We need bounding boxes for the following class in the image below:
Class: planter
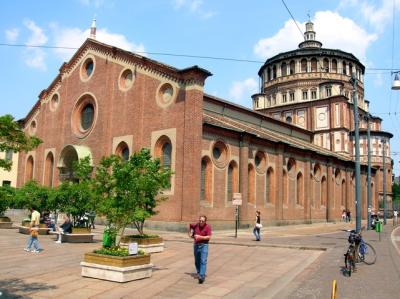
[120,235,164,253]
[0,216,12,229]
[72,227,91,234]
[21,220,30,227]
[81,252,153,282]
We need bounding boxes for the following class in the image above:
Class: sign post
[232,193,242,238]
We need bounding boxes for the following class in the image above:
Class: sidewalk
[0,221,398,299]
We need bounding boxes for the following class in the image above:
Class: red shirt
[190,223,212,244]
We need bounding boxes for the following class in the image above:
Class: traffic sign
[232,193,242,205]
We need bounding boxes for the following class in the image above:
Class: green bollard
[375,220,382,241]
[103,231,111,247]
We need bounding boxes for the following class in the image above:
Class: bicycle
[343,229,376,276]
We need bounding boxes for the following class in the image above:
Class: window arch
[321,176,327,207]
[155,136,172,170]
[323,58,329,72]
[311,58,317,72]
[301,59,308,73]
[201,156,212,203]
[25,156,34,182]
[289,60,295,74]
[332,59,337,73]
[281,62,287,76]
[266,167,275,204]
[287,158,296,174]
[115,141,130,161]
[272,65,277,79]
[342,61,347,75]
[297,172,304,206]
[44,152,54,187]
[248,164,255,204]
[227,161,238,202]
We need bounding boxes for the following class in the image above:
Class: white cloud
[229,78,258,104]
[24,20,48,70]
[339,0,400,32]
[172,0,215,19]
[52,26,146,61]
[254,11,377,63]
[78,0,106,8]
[5,28,19,43]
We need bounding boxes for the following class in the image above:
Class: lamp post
[382,139,387,225]
[352,72,362,233]
[367,117,372,230]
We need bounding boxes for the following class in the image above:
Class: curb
[390,226,400,256]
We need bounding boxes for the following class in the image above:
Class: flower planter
[72,227,91,234]
[0,216,12,229]
[81,252,152,282]
[120,235,164,253]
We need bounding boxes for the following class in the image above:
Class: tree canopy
[0,114,42,171]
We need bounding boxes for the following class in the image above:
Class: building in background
[0,150,19,187]
[15,21,389,229]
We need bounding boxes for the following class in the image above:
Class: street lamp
[392,71,400,90]
[382,139,387,225]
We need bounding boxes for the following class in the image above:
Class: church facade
[16,23,391,229]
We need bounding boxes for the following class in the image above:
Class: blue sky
[1,0,400,173]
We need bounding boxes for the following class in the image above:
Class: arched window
[283,170,288,205]
[301,59,308,73]
[44,152,54,187]
[201,157,212,203]
[25,156,34,182]
[311,58,317,72]
[289,60,295,74]
[227,161,238,202]
[341,179,346,206]
[281,62,287,76]
[323,58,329,72]
[266,168,275,204]
[248,164,255,204]
[297,172,304,206]
[116,142,130,161]
[321,176,327,206]
[155,136,172,170]
[342,61,347,75]
[332,59,337,73]
[267,67,271,81]
[272,65,277,79]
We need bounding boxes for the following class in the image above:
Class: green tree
[0,185,15,215]
[14,181,51,215]
[0,114,42,171]
[94,149,171,244]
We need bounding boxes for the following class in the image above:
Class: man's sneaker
[31,249,40,253]
[55,240,62,244]
[23,248,30,252]
[198,278,205,284]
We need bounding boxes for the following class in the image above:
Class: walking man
[188,215,212,284]
[24,207,42,253]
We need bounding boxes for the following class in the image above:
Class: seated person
[55,216,73,243]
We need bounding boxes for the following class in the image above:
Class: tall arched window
[301,59,308,73]
[25,156,34,182]
[227,161,238,202]
[266,168,275,204]
[272,65,277,79]
[248,164,255,204]
[201,157,212,203]
[342,61,347,75]
[155,136,172,170]
[332,59,337,73]
[281,62,287,76]
[44,152,54,187]
[311,58,317,72]
[289,60,295,74]
[323,58,329,72]
[116,141,130,161]
[297,172,304,206]
[321,176,327,206]
[341,179,346,206]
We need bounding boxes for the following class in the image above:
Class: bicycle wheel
[344,254,352,277]
[361,242,376,265]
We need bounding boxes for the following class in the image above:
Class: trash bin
[103,231,112,247]
[375,220,382,233]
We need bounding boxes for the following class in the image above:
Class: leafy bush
[93,246,145,257]
[0,185,15,215]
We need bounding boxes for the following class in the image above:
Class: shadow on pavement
[0,278,56,299]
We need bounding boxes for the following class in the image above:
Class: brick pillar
[345,169,351,211]
[327,163,333,222]
[304,156,311,222]
[276,144,284,220]
[239,135,249,224]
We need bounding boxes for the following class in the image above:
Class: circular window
[119,69,134,91]
[255,151,266,173]
[50,93,60,111]
[71,94,97,138]
[318,113,326,121]
[212,141,228,168]
[157,83,175,108]
[80,56,95,82]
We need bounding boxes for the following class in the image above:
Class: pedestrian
[342,210,347,222]
[346,209,351,223]
[24,207,42,253]
[393,210,398,226]
[55,216,73,244]
[253,210,262,241]
[188,215,212,284]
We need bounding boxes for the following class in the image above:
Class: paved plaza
[0,222,399,298]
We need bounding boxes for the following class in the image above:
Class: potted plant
[0,185,14,228]
[80,149,171,282]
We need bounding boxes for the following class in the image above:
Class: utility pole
[352,72,362,233]
[382,139,387,225]
[367,117,372,230]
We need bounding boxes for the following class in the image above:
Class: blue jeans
[26,236,41,251]
[253,227,261,241]
[194,243,208,280]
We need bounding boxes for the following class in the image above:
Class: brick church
[17,20,393,229]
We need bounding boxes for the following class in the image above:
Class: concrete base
[18,226,49,235]
[0,222,13,229]
[120,242,164,254]
[81,261,153,282]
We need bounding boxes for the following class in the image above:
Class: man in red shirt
[188,215,212,284]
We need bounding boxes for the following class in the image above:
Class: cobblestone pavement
[0,221,398,299]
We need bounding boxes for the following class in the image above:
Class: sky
[1,0,400,173]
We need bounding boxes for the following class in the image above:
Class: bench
[49,231,95,243]
[18,226,50,235]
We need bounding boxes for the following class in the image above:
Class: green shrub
[93,246,145,257]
